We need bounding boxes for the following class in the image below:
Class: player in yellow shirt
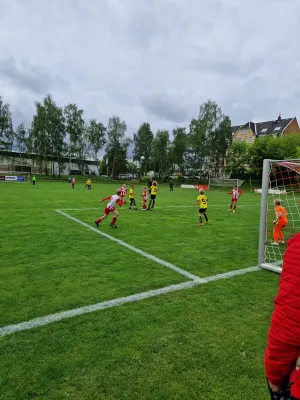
[147,181,158,210]
[85,178,92,191]
[193,188,208,226]
[129,184,137,210]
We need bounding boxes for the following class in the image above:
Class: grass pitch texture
[0,182,279,399]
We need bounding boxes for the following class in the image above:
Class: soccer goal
[208,177,244,190]
[258,159,300,274]
[0,172,30,183]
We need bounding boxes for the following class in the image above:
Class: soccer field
[0,181,279,399]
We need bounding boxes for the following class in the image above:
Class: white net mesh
[262,160,300,271]
[209,178,244,189]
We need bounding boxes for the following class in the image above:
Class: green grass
[0,181,280,399]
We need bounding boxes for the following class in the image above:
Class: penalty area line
[55,210,200,282]
[0,266,260,337]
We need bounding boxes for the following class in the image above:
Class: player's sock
[204,213,208,222]
[152,200,155,208]
[111,217,117,225]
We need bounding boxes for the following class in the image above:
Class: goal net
[0,172,30,183]
[258,159,300,273]
[209,178,244,190]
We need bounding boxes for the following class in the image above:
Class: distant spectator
[68,176,71,183]
[169,178,173,192]
[32,175,36,186]
[265,233,300,399]
[71,177,75,189]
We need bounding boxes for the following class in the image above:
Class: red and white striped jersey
[121,186,126,196]
[142,190,148,200]
[232,189,239,200]
[106,195,122,210]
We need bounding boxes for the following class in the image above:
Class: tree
[186,118,206,176]
[152,130,170,178]
[105,115,128,177]
[31,94,66,175]
[0,96,14,150]
[133,122,154,175]
[210,115,232,176]
[225,141,251,177]
[15,123,28,153]
[64,104,86,174]
[248,136,285,176]
[196,100,231,177]
[169,127,187,174]
[88,119,106,159]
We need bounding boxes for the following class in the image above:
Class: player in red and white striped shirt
[121,184,127,204]
[228,186,242,213]
[94,189,124,228]
[141,187,148,210]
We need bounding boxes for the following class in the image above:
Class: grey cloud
[0,57,68,95]
[0,0,300,132]
[140,93,193,123]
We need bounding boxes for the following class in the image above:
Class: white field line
[0,266,260,337]
[55,210,200,282]
[61,204,258,211]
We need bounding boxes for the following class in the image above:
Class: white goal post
[208,177,244,190]
[0,172,30,183]
[258,159,300,274]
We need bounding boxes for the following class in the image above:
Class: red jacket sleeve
[265,233,300,388]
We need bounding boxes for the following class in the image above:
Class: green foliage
[105,115,129,177]
[133,122,154,174]
[0,96,14,150]
[152,130,170,177]
[87,119,106,159]
[226,141,251,177]
[169,127,187,173]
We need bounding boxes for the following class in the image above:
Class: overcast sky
[1,0,300,137]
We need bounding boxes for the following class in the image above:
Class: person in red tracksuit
[265,233,300,399]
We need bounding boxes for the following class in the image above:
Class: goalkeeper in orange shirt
[272,199,288,245]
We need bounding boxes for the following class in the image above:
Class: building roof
[255,118,293,137]
[232,116,295,137]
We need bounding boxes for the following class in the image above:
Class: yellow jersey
[129,188,135,199]
[86,179,91,185]
[150,185,158,195]
[197,194,208,209]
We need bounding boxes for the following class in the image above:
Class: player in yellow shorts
[193,188,208,226]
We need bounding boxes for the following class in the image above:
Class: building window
[274,127,281,131]
[261,128,268,133]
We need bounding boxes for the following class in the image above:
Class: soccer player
[147,181,158,210]
[85,178,92,190]
[169,178,174,192]
[194,188,208,226]
[71,177,76,189]
[32,175,36,186]
[141,187,148,210]
[129,184,137,210]
[121,184,127,204]
[228,185,242,213]
[272,199,288,245]
[94,188,124,228]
